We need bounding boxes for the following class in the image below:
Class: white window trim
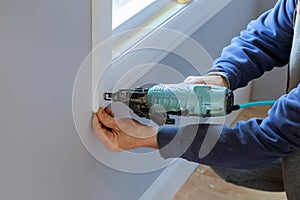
[91,0,232,199]
[91,0,112,112]
[92,0,232,111]
[139,159,198,200]
[112,0,173,33]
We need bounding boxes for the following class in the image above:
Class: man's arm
[157,84,300,169]
[210,0,296,90]
[93,85,300,169]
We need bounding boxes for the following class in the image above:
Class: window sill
[110,0,232,89]
[112,1,189,60]
[112,0,232,61]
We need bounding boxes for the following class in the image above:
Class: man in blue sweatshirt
[93,0,300,198]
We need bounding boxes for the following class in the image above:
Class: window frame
[112,0,172,33]
[91,0,232,111]
[90,1,233,198]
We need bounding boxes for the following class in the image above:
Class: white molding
[112,0,232,59]
[160,0,232,39]
[91,0,112,112]
[90,0,233,198]
[139,159,198,200]
[111,0,232,89]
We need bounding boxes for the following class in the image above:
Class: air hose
[234,100,276,110]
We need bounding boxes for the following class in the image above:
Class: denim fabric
[210,151,300,199]
[283,150,300,200]
[211,159,284,192]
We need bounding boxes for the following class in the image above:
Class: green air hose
[238,100,276,109]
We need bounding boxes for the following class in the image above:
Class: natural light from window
[112,0,156,30]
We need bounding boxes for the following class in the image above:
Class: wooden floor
[174,106,287,200]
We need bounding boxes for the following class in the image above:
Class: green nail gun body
[104,84,239,125]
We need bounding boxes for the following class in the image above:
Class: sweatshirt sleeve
[157,84,300,169]
[209,0,296,90]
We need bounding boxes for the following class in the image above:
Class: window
[112,0,157,30]
[112,0,184,35]
[87,0,232,182]
[74,1,251,198]
[111,0,191,60]
[92,0,232,111]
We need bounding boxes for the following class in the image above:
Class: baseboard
[139,159,198,200]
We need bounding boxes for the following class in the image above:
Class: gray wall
[252,0,287,100]
[0,1,160,200]
[256,0,278,15]
[0,0,278,200]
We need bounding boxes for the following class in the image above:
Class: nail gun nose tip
[104,93,113,101]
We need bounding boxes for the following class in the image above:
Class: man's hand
[92,107,158,152]
[183,75,229,88]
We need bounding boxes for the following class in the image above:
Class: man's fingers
[92,114,111,142]
[104,106,114,117]
[183,76,206,84]
[97,107,120,130]
[92,114,120,152]
[183,75,228,87]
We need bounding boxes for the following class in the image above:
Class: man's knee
[211,166,284,192]
[283,150,300,199]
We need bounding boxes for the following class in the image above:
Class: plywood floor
[174,106,287,200]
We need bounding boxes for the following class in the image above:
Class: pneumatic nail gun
[104,84,239,125]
